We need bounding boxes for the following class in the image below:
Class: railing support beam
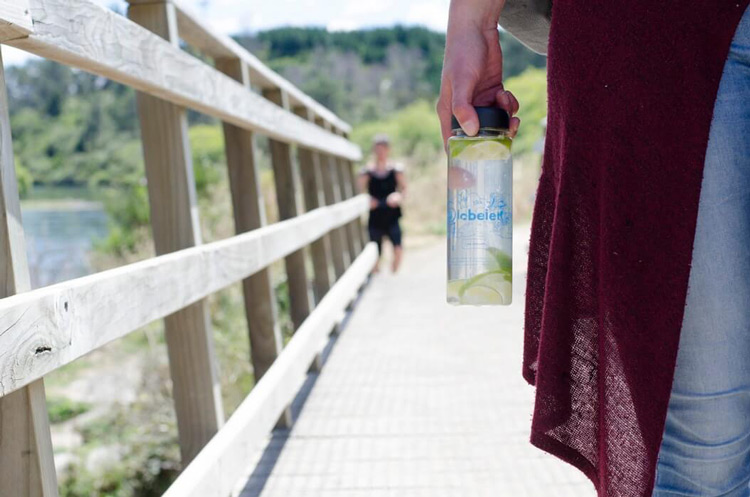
[293,106,333,303]
[337,156,363,259]
[343,153,368,249]
[128,0,224,465]
[263,88,312,331]
[0,51,59,497]
[217,58,289,430]
[317,120,350,278]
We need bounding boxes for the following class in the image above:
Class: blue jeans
[652,6,750,497]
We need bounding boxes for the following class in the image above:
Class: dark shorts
[368,221,402,254]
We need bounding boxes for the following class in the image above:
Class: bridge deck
[234,229,595,497]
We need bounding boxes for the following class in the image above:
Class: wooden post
[292,107,332,378]
[343,148,368,249]
[293,106,333,303]
[317,120,350,278]
[0,50,59,497]
[128,1,224,465]
[262,88,311,331]
[215,58,286,381]
[336,156,361,258]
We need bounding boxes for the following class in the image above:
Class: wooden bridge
[0,1,592,496]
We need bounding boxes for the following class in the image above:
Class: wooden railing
[0,1,375,496]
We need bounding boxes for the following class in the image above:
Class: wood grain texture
[0,52,59,497]
[293,106,332,304]
[8,0,361,160]
[320,153,349,279]
[172,1,350,134]
[335,129,366,254]
[0,195,369,398]
[336,158,360,259]
[161,245,378,497]
[343,158,368,249]
[218,57,283,382]
[129,1,223,465]
[0,0,33,41]
[264,88,311,331]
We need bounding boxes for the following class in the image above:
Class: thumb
[451,77,479,136]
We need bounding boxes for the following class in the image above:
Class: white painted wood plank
[161,244,378,497]
[172,1,351,134]
[0,195,369,397]
[6,0,361,160]
[0,0,33,41]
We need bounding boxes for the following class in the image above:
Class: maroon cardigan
[522,2,750,496]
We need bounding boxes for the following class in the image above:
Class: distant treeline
[236,26,545,122]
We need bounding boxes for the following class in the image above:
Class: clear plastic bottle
[447,106,513,306]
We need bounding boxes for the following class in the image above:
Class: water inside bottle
[447,136,513,305]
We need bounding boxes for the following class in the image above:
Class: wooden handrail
[0,0,33,41]
[5,0,361,160]
[161,245,378,497]
[0,1,370,494]
[172,0,352,134]
[0,195,369,398]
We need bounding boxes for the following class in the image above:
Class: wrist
[448,0,504,32]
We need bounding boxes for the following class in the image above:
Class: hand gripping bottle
[447,106,513,305]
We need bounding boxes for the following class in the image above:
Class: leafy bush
[504,67,547,157]
[351,100,443,166]
[47,397,90,424]
[15,159,33,198]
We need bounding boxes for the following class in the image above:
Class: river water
[21,202,109,289]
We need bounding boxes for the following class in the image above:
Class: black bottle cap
[451,106,510,131]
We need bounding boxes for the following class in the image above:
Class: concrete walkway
[235,228,596,497]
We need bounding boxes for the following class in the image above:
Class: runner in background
[358,134,407,273]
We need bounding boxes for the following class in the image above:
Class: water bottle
[447,106,513,305]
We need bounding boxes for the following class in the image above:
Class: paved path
[235,228,595,497]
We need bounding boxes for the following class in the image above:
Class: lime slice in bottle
[454,140,511,161]
[487,248,512,274]
[459,271,512,305]
[460,285,504,305]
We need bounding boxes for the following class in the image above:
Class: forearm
[447,0,505,32]
[396,173,407,197]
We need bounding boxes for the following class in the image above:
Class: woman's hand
[437,0,520,146]
[370,197,380,210]
[386,192,403,208]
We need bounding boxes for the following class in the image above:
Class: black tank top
[366,168,401,227]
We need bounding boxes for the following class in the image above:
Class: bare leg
[391,245,403,273]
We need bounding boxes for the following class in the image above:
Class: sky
[2,0,451,66]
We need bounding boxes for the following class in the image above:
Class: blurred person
[437,1,750,497]
[358,134,406,273]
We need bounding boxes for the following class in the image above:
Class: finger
[506,91,520,116]
[509,117,520,138]
[436,95,453,149]
[496,89,519,117]
[452,77,479,136]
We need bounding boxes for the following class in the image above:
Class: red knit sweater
[522,2,750,496]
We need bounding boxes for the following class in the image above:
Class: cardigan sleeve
[498,0,551,56]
